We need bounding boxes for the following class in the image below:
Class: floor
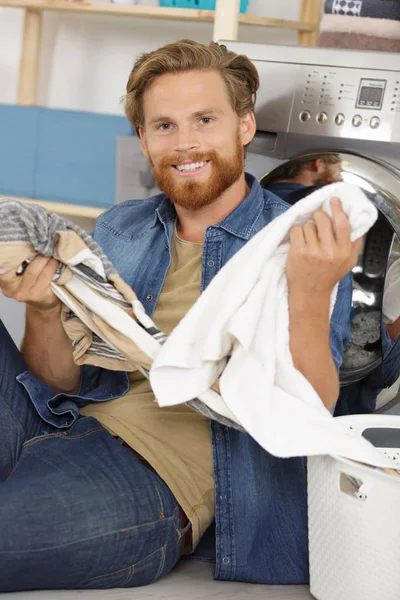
[2,561,313,600]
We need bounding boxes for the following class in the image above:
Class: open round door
[260,151,400,385]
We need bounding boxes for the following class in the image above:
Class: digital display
[358,87,384,107]
[356,78,386,110]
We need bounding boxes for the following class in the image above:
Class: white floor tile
[2,560,312,599]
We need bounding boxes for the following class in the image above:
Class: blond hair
[124,39,259,135]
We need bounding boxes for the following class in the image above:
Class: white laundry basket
[308,414,400,600]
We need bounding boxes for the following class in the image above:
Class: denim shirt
[18,174,353,584]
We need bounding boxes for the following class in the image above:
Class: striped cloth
[0,199,241,430]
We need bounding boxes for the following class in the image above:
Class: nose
[174,124,200,153]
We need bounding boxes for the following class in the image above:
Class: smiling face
[139,69,255,211]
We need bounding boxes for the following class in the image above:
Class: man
[0,40,360,591]
[263,154,343,205]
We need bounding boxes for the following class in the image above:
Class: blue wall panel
[0,105,133,209]
[35,108,133,209]
[0,105,40,198]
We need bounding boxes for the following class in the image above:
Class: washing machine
[116,42,400,413]
[220,41,400,412]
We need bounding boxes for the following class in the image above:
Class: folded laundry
[324,0,400,21]
[319,14,400,51]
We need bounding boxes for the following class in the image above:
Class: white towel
[150,183,395,469]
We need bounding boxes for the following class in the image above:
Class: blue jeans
[0,320,190,592]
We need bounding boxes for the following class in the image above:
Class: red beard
[150,133,244,211]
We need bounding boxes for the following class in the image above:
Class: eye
[200,117,213,125]
[158,123,172,131]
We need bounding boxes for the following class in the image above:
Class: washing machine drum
[259,152,400,385]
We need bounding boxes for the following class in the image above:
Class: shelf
[0,0,320,212]
[0,0,314,32]
[240,14,313,32]
[0,196,104,219]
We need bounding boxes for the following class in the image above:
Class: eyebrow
[148,108,223,127]
[192,109,223,118]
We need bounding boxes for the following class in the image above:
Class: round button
[222,557,230,565]
[352,115,363,128]
[317,112,328,124]
[299,111,311,123]
[207,260,215,267]
[216,433,223,441]
[146,294,153,302]
[335,113,345,126]
[370,116,380,129]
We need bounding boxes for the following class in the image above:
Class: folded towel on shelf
[324,0,400,21]
[319,14,400,51]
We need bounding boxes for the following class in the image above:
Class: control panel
[254,60,400,142]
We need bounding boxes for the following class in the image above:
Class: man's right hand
[0,255,80,394]
[0,255,60,312]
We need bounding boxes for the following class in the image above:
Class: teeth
[177,161,207,172]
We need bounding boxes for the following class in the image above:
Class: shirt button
[216,433,223,441]
[222,557,230,565]
[207,260,215,267]
[146,294,153,302]
[165,244,169,250]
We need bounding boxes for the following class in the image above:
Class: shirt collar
[155,193,176,225]
[214,173,264,240]
[155,172,265,240]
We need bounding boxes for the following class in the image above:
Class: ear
[138,127,149,159]
[313,158,325,172]
[239,111,256,147]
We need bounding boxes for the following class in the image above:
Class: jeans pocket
[84,545,167,589]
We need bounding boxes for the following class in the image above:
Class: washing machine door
[259,151,400,385]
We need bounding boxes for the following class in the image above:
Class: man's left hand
[286,197,363,297]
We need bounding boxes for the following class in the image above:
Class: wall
[0,0,303,115]
[0,0,306,345]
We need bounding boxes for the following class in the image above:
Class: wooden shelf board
[0,196,104,219]
[239,14,314,31]
[0,0,314,31]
